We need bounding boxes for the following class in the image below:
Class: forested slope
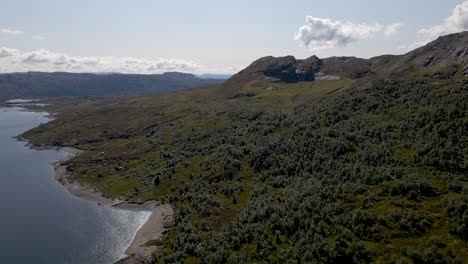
[23,77,468,263]
[21,32,468,263]
[151,79,467,263]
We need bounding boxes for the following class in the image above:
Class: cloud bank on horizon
[0,47,202,74]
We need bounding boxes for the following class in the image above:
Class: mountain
[0,71,223,98]
[223,31,468,94]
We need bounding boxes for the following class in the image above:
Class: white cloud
[398,1,467,52]
[0,28,24,35]
[294,16,383,50]
[397,39,432,51]
[0,47,202,74]
[0,47,20,58]
[384,23,403,36]
[418,1,468,38]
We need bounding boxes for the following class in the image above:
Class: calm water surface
[0,106,151,264]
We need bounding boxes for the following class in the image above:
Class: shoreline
[17,136,174,264]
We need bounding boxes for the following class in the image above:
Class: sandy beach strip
[119,203,173,263]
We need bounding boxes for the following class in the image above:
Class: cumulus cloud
[384,23,403,36]
[294,16,383,50]
[0,47,20,58]
[0,47,202,74]
[398,1,467,52]
[418,1,468,38]
[0,28,24,35]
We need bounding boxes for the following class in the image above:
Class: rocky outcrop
[224,55,322,87]
[321,57,371,78]
[233,55,301,83]
[315,72,340,81]
[225,54,374,87]
[370,31,468,78]
[296,56,321,81]
[259,56,298,83]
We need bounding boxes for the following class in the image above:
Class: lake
[0,106,151,264]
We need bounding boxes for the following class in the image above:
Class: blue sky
[0,0,467,74]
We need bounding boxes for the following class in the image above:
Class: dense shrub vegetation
[25,78,467,263]
[150,79,467,263]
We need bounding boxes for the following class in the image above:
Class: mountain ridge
[223,31,468,94]
[0,71,224,98]
[371,31,468,77]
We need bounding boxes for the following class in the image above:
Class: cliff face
[321,57,371,78]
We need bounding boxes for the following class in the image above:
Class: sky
[0,0,467,74]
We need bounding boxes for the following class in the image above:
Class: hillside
[21,32,468,263]
[0,71,224,98]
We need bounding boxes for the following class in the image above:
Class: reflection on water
[0,106,151,264]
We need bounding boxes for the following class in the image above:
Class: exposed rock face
[225,55,322,86]
[315,72,340,81]
[225,54,375,86]
[259,56,298,83]
[321,57,371,78]
[370,31,468,78]
[223,56,295,90]
[296,56,321,81]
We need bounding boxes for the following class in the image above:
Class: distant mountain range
[89,73,233,79]
[0,71,225,98]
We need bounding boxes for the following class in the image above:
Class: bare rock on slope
[371,31,468,78]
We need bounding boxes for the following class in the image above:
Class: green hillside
[21,32,468,264]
